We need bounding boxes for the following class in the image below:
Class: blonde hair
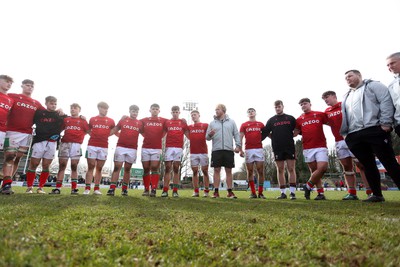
[216,104,226,113]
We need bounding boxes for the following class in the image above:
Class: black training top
[262,113,296,152]
[32,110,66,145]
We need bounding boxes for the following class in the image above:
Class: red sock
[27,171,36,187]
[366,188,372,195]
[258,185,263,195]
[150,174,159,190]
[163,187,169,192]
[122,184,128,190]
[173,186,178,193]
[85,184,91,190]
[56,181,62,188]
[94,184,100,191]
[306,181,314,189]
[317,188,324,194]
[348,188,357,195]
[39,171,49,188]
[204,188,210,193]
[249,180,256,194]
[110,183,117,190]
[2,176,12,187]
[143,175,151,190]
[194,188,199,193]
[71,180,77,190]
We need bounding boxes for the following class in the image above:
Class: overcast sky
[2,0,400,175]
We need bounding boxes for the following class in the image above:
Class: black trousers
[345,126,400,197]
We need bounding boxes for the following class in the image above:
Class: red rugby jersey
[188,122,208,154]
[0,93,14,132]
[325,102,343,142]
[87,116,115,148]
[140,116,167,149]
[240,120,264,150]
[116,117,142,149]
[296,111,328,149]
[61,117,89,144]
[7,93,44,133]
[165,119,188,148]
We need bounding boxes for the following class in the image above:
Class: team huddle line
[1,53,400,202]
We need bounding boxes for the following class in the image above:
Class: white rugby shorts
[114,146,137,164]
[303,147,328,163]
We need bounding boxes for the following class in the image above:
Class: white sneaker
[203,192,209,197]
[26,187,33,194]
[36,188,46,194]
[192,192,199,197]
[83,189,90,195]
[93,190,102,195]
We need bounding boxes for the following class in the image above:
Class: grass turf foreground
[0,189,399,267]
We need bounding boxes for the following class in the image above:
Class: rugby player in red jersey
[140,103,167,197]
[187,110,210,197]
[25,96,67,194]
[322,91,371,200]
[160,106,188,198]
[83,102,115,195]
[239,108,266,199]
[107,105,142,197]
[0,75,15,194]
[3,80,45,183]
[49,103,89,195]
[262,100,297,200]
[295,98,329,200]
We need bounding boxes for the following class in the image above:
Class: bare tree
[263,144,277,183]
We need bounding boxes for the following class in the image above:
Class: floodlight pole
[182,101,198,181]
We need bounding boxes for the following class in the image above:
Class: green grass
[1,188,400,267]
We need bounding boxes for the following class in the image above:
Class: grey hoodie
[206,114,241,151]
[340,79,394,136]
[388,76,400,126]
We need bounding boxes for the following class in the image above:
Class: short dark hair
[70,103,81,110]
[129,105,139,111]
[247,108,256,113]
[190,110,199,115]
[171,105,180,111]
[97,101,109,109]
[0,75,13,83]
[298,98,311,104]
[345,69,361,75]
[150,103,160,109]
[45,96,57,103]
[22,79,34,85]
[322,91,336,98]
[274,100,283,106]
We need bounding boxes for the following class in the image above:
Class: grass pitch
[0,188,399,266]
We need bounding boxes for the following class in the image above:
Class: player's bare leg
[107,161,123,196]
[340,157,358,200]
[162,161,173,197]
[171,161,181,197]
[275,160,287,199]
[247,162,257,198]
[255,161,265,199]
[286,159,297,199]
[84,158,96,194]
[191,166,200,197]
[201,165,210,197]
[120,162,132,196]
[213,167,221,198]
[93,159,105,195]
